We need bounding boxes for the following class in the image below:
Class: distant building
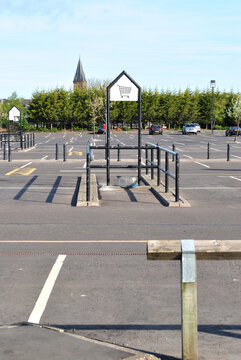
[73,58,87,89]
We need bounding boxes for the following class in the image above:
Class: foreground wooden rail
[147,240,241,360]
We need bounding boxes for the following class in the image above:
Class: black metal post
[106,87,110,185]
[172,144,175,161]
[165,151,169,193]
[3,142,6,160]
[86,152,90,202]
[7,116,10,161]
[27,134,30,148]
[33,133,35,146]
[0,134,2,148]
[8,143,11,162]
[24,135,26,149]
[20,113,23,150]
[207,142,210,159]
[138,88,142,185]
[227,143,230,161]
[151,147,154,180]
[117,143,120,161]
[145,144,148,175]
[157,146,160,186]
[63,144,66,162]
[175,153,180,202]
[211,86,214,134]
[56,143,58,160]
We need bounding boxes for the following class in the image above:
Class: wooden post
[147,239,241,360]
[181,240,198,360]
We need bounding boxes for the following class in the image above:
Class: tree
[227,94,241,141]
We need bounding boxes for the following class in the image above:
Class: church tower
[73,58,87,89]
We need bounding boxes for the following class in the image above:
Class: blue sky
[0,0,241,98]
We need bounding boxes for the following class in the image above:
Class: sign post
[8,106,22,150]
[106,71,141,185]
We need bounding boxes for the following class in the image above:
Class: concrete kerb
[141,175,190,208]
[0,323,159,360]
[77,173,99,207]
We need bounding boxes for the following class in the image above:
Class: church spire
[73,58,87,89]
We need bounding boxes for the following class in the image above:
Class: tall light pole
[210,80,216,134]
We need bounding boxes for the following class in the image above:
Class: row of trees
[0,84,240,131]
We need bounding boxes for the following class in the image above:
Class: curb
[40,325,160,360]
[77,173,99,206]
[141,175,190,207]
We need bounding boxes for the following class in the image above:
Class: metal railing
[86,141,180,203]
[1,133,35,161]
[145,142,180,202]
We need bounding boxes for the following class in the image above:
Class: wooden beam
[147,240,241,260]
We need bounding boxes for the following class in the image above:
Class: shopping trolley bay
[0,130,241,360]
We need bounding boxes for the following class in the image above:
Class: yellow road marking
[0,240,147,243]
[5,168,36,176]
[68,151,82,156]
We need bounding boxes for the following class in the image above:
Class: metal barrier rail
[145,142,179,202]
[1,132,35,152]
[86,142,180,202]
[1,133,35,161]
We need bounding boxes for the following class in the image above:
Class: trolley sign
[106,70,142,186]
[8,106,21,122]
[109,71,139,101]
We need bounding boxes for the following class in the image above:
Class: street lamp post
[210,80,216,134]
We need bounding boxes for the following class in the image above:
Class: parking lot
[0,130,240,359]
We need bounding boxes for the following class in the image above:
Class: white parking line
[20,162,32,169]
[118,140,125,146]
[69,146,74,152]
[41,155,48,160]
[195,161,210,168]
[83,162,86,168]
[231,155,241,159]
[230,176,241,182]
[183,155,193,159]
[28,255,66,324]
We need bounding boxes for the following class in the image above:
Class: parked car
[182,123,198,135]
[149,124,163,135]
[193,123,201,132]
[225,126,241,136]
[97,124,106,134]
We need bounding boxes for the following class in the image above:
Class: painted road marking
[0,240,147,243]
[183,155,193,159]
[231,155,241,159]
[175,142,185,145]
[28,255,66,324]
[195,161,210,168]
[41,155,48,160]
[230,176,241,182]
[20,162,32,169]
[83,162,86,168]
[68,151,82,156]
[5,168,36,176]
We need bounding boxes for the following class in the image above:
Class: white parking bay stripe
[195,161,210,168]
[28,255,66,324]
[20,162,32,168]
[230,176,241,182]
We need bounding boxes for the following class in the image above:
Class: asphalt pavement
[0,130,240,360]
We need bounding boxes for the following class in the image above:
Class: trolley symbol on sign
[118,85,132,98]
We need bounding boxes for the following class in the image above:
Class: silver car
[182,123,198,135]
